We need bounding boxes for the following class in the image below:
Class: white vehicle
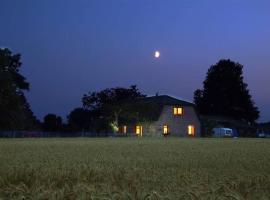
[212,128,233,137]
[258,133,266,138]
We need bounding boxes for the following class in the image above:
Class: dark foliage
[82,85,145,110]
[43,114,62,132]
[194,59,259,123]
[0,48,38,130]
[67,108,92,131]
[80,85,146,132]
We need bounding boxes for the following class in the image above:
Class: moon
[154,51,160,58]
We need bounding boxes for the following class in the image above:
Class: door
[136,125,143,136]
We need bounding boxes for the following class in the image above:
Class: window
[225,129,232,136]
[136,125,142,136]
[173,107,183,115]
[163,125,169,135]
[188,125,195,136]
[123,125,127,134]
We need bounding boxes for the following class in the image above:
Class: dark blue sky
[1,0,270,122]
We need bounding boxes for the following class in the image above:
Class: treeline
[42,85,145,133]
[0,48,265,135]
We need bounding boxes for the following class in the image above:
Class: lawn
[0,138,270,199]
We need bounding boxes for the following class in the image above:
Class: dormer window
[173,107,183,115]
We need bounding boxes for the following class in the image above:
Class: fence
[0,131,115,138]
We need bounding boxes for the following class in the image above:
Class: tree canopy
[43,114,62,132]
[81,85,145,132]
[194,59,259,123]
[0,48,38,130]
[67,108,92,132]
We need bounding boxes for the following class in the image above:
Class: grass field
[0,138,270,199]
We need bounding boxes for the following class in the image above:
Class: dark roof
[139,95,194,106]
[119,95,195,123]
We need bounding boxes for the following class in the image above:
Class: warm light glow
[136,125,142,136]
[173,107,177,115]
[110,122,119,132]
[188,125,195,136]
[154,51,160,58]
[163,125,169,135]
[123,125,127,134]
[173,107,183,115]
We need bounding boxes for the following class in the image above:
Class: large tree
[0,48,38,130]
[43,114,62,132]
[67,108,92,132]
[194,59,259,123]
[82,85,145,132]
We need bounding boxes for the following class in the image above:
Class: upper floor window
[173,107,183,115]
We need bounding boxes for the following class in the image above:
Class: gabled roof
[139,95,194,107]
[119,95,195,123]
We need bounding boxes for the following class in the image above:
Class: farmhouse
[118,95,201,137]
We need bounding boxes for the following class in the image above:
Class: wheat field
[0,138,270,199]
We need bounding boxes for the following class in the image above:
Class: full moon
[154,51,160,58]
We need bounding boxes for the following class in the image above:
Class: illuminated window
[123,125,127,134]
[163,125,169,135]
[136,125,142,136]
[188,125,195,136]
[173,107,177,115]
[173,107,183,115]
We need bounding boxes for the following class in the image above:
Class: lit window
[163,125,169,135]
[173,107,183,115]
[123,125,127,134]
[136,125,142,136]
[173,107,177,115]
[188,125,195,136]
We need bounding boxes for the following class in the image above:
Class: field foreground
[0,138,270,199]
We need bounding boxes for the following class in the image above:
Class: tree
[67,108,92,131]
[82,85,145,132]
[0,48,38,130]
[43,114,62,132]
[194,59,259,123]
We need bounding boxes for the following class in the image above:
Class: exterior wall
[154,105,201,137]
[120,105,201,137]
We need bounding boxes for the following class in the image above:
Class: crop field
[0,138,270,200]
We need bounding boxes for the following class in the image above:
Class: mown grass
[0,138,270,199]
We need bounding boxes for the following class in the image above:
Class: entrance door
[188,125,195,136]
[136,125,143,136]
[163,125,169,136]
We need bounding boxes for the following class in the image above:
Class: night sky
[1,0,270,122]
